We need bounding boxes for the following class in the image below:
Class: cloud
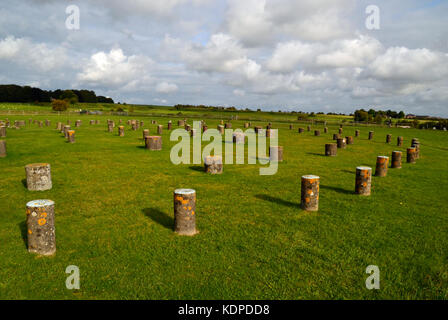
[0,36,67,71]
[76,48,153,89]
[156,81,178,93]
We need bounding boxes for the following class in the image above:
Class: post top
[26,199,54,207]
[377,156,389,159]
[174,189,196,195]
[393,150,402,153]
[302,175,320,180]
[26,163,50,168]
[357,166,372,171]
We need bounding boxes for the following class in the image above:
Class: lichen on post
[346,136,354,145]
[143,129,149,140]
[204,155,223,174]
[67,130,75,143]
[386,134,392,143]
[26,199,56,256]
[0,140,6,158]
[25,163,52,191]
[298,128,304,133]
[375,156,389,177]
[355,167,371,196]
[118,126,125,137]
[157,125,163,135]
[397,136,403,146]
[337,138,346,149]
[0,126,6,138]
[369,131,374,140]
[314,130,320,136]
[301,175,319,211]
[173,189,198,236]
[391,151,402,169]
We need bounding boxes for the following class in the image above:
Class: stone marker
[355,167,372,196]
[145,136,162,150]
[233,132,245,144]
[143,129,149,140]
[355,130,360,137]
[95,120,100,125]
[289,124,293,130]
[324,127,328,133]
[254,126,262,134]
[108,124,113,132]
[45,120,50,127]
[168,121,172,130]
[391,151,402,169]
[26,199,56,256]
[0,140,6,157]
[173,189,198,236]
[204,155,223,174]
[269,146,283,162]
[190,129,197,137]
[307,125,311,132]
[245,123,250,129]
[75,120,81,127]
[411,139,420,159]
[0,126,6,137]
[386,134,392,143]
[369,131,374,140]
[301,175,319,211]
[57,122,63,131]
[218,125,224,134]
[339,128,343,134]
[333,133,340,140]
[375,156,389,177]
[185,124,191,132]
[298,128,304,133]
[325,143,337,156]
[90,120,95,125]
[67,130,75,143]
[337,137,346,149]
[407,147,417,163]
[132,122,137,131]
[397,136,403,146]
[225,123,232,129]
[25,163,52,191]
[64,125,71,139]
[203,125,208,133]
[157,125,163,135]
[118,126,124,136]
[346,136,354,145]
[178,120,185,126]
[314,130,320,136]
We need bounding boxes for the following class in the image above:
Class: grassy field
[0,104,447,299]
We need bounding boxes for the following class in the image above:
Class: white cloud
[76,48,153,88]
[156,81,178,93]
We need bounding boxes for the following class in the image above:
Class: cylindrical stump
[391,151,402,169]
[185,124,191,132]
[75,120,81,127]
[346,136,354,145]
[298,128,304,133]
[355,167,372,196]
[167,122,172,130]
[108,125,113,132]
[217,125,224,134]
[0,126,6,137]
[375,156,389,177]
[301,175,319,211]
[386,134,392,143]
[324,127,328,133]
[314,130,320,136]
[307,125,311,132]
[145,136,162,150]
[337,138,346,149]
[411,140,420,159]
[25,163,52,191]
[369,131,374,140]
[0,140,6,157]
[339,128,343,134]
[407,147,417,163]
[325,143,337,156]
[174,189,197,236]
[355,130,360,137]
[289,124,293,130]
[225,123,232,129]
[204,155,223,174]
[269,146,283,162]
[67,130,75,143]
[143,129,149,140]
[233,132,245,144]
[26,199,56,256]
[118,126,125,136]
[333,133,340,140]
[178,120,184,126]
[64,126,71,139]
[397,136,403,146]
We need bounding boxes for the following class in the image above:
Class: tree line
[0,84,114,104]
[354,108,405,123]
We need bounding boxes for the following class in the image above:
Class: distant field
[0,103,447,299]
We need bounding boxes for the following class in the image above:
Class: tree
[51,99,68,111]
[60,90,78,104]
[374,114,383,124]
[398,111,405,119]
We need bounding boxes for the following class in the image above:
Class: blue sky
[0,0,447,116]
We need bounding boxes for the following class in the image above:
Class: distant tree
[398,111,405,118]
[51,99,69,111]
[60,90,78,104]
[374,114,383,124]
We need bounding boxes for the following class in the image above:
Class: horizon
[1,1,447,117]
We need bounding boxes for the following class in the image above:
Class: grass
[0,104,447,299]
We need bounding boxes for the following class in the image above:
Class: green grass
[0,105,447,299]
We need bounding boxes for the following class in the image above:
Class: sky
[0,0,447,116]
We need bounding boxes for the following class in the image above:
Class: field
[0,103,447,299]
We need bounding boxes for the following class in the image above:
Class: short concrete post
[269,146,283,162]
[174,189,198,236]
[314,130,320,136]
[145,136,162,150]
[355,167,372,195]
[67,130,75,143]
[157,125,163,135]
[369,131,374,140]
[346,136,354,145]
[391,151,402,169]
[25,163,52,191]
[407,147,417,163]
[325,143,337,156]
[301,175,319,211]
[337,138,346,149]
[143,129,149,140]
[26,199,56,255]
[204,155,223,174]
[118,126,125,137]
[397,136,403,146]
[0,140,6,157]
[386,134,392,143]
[375,156,389,177]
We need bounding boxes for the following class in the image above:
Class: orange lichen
[40,212,47,217]
[37,218,46,226]
[28,229,32,234]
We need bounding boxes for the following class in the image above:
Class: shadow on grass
[320,184,353,195]
[255,194,298,208]
[307,152,326,157]
[21,179,27,188]
[18,220,28,249]
[142,208,173,230]
[136,145,146,149]
[189,166,204,172]
[341,169,354,174]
